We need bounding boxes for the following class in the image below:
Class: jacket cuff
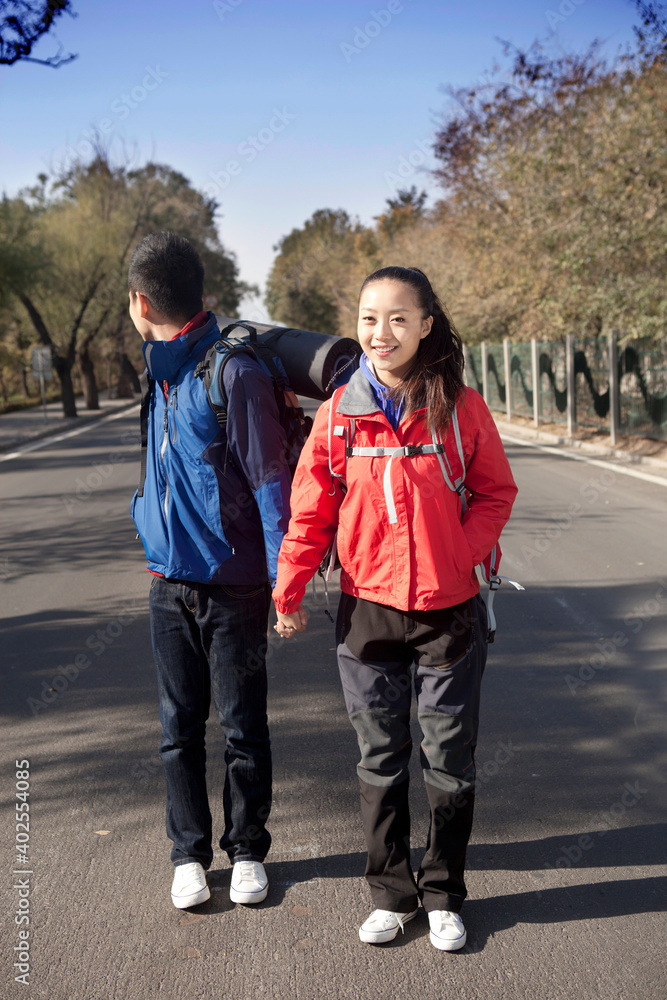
[273,593,303,616]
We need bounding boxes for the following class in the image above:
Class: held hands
[274,606,307,638]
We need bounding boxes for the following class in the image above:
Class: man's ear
[136,291,152,319]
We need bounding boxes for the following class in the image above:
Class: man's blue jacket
[131,313,292,586]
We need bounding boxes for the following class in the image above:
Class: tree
[0,0,76,67]
[264,2,667,346]
[265,209,373,335]
[630,0,667,59]
[3,151,248,416]
[374,187,428,240]
[431,22,667,341]
[0,193,48,308]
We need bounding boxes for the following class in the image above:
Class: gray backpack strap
[327,389,349,496]
[433,405,468,512]
[435,405,524,641]
[321,393,351,619]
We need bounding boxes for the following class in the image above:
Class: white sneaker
[359,908,418,944]
[428,910,467,951]
[170,862,210,909]
[229,860,268,904]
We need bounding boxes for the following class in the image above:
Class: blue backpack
[194,322,313,477]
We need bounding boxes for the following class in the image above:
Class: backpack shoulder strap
[194,338,257,430]
[327,386,353,495]
[137,369,154,497]
[432,404,468,509]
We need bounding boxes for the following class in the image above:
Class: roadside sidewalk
[494,414,667,478]
[0,396,139,454]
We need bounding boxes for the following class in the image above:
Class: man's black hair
[128,231,205,322]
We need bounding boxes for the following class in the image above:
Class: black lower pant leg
[359,776,419,913]
[414,594,489,912]
[418,780,475,913]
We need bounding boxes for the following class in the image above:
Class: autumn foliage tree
[431,25,667,341]
[267,3,667,346]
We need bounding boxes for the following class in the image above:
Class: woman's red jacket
[273,373,517,616]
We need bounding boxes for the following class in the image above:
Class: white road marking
[500,432,667,488]
[0,405,140,463]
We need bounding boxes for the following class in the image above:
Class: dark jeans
[149,576,272,869]
[337,593,488,913]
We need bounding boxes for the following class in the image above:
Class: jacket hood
[142,312,219,382]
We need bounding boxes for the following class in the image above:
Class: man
[128,231,291,909]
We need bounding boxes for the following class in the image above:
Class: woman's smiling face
[357,279,432,388]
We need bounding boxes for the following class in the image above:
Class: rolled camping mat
[216,316,361,400]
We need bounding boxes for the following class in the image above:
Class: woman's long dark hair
[359,265,465,434]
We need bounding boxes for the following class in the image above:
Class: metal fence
[618,342,667,439]
[464,335,667,442]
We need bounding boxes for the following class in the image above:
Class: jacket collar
[142,312,219,383]
[336,365,430,427]
[336,367,383,416]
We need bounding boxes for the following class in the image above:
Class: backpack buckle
[404,444,423,457]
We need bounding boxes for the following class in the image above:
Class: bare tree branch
[0,1,77,67]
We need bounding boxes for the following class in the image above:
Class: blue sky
[0,0,638,317]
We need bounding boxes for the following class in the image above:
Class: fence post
[481,341,489,405]
[462,344,472,389]
[503,338,512,421]
[531,337,539,428]
[609,331,619,446]
[566,333,576,436]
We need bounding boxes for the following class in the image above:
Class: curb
[495,418,667,474]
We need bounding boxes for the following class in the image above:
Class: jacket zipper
[170,386,178,444]
[160,391,170,519]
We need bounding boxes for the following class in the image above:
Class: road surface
[1,405,665,1000]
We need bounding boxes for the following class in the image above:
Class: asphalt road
[1,406,665,1000]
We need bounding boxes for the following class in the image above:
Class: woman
[273,266,517,950]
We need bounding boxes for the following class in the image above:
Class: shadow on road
[467,824,667,870]
[158,852,667,953]
[463,875,667,951]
